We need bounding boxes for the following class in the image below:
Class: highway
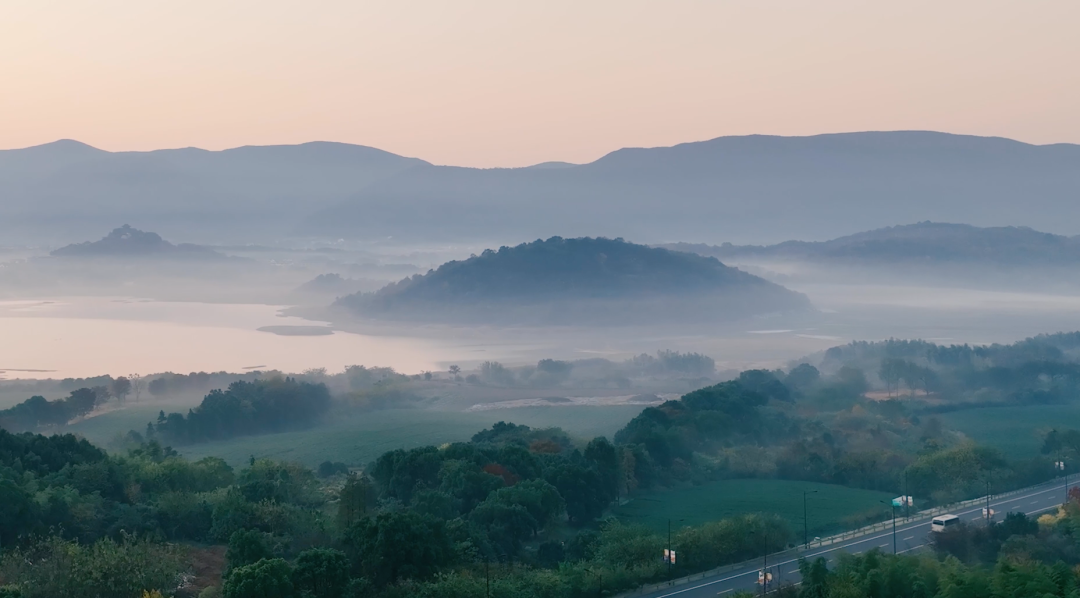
[633,479,1076,598]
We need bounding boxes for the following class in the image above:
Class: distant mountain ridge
[0,140,428,244]
[4,132,1080,245]
[51,225,224,258]
[336,237,811,325]
[660,222,1080,265]
[306,131,1080,244]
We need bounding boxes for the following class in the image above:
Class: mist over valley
[6,132,1080,598]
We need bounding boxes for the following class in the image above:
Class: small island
[336,236,811,325]
[51,225,223,259]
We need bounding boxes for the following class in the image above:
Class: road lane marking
[647,485,1076,598]
[904,536,914,541]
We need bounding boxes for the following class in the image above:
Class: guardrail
[616,477,1073,598]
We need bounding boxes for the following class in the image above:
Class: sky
[2,0,1077,167]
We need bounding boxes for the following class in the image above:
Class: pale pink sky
[2,1,1077,167]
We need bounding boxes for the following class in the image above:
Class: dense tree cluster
[152,378,331,444]
[0,388,105,432]
[817,333,1080,407]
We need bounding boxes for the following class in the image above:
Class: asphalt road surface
[635,479,1077,598]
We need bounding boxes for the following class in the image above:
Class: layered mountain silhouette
[4,132,1079,245]
[660,222,1080,266]
[0,140,426,244]
[336,237,810,325]
[307,132,1080,244]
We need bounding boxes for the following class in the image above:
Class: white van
[931,514,960,532]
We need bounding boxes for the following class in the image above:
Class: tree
[835,366,869,396]
[343,512,453,586]
[226,529,273,572]
[469,501,536,556]
[545,463,607,525]
[785,363,820,390]
[111,377,132,404]
[129,373,144,403]
[337,475,374,527]
[291,549,350,598]
[584,437,620,501]
[879,359,905,397]
[448,365,461,377]
[223,558,294,598]
[0,479,38,547]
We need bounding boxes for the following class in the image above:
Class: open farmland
[939,404,1080,459]
[614,479,897,537]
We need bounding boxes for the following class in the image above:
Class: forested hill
[661,222,1080,266]
[335,237,810,324]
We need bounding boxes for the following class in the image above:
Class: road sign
[758,571,772,584]
[892,496,914,507]
[663,549,676,564]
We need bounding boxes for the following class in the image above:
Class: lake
[3,283,1080,379]
[0,297,456,379]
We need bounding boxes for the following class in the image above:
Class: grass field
[939,404,1080,459]
[65,404,645,468]
[614,479,897,537]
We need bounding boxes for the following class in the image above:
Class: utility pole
[985,480,992,526]
[803,489,818,548]
[485,557,490,598]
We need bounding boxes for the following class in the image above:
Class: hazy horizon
[4,1,1078,167]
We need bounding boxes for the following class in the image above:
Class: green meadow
[66,404,645,468]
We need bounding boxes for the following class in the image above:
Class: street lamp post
[880,500,896,554]
[903,471,909,519]
[751,528,768,597]
[803,489,818,548]
[761,529,768,598]
[985,480,992,526]
[667,519,672,582]
[1057,458,1068,503]
[667,518,683,582]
